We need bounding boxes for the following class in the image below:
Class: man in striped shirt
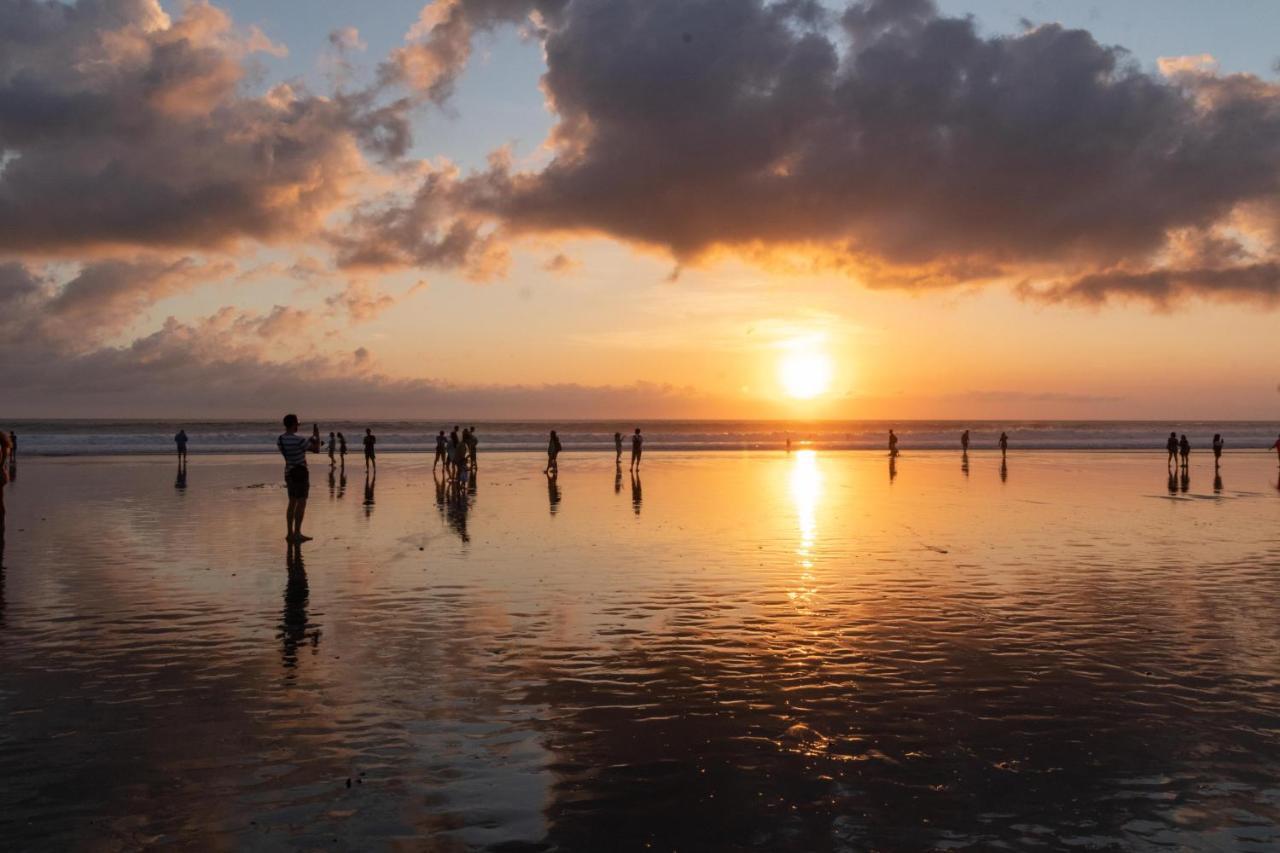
[278,414,321,542]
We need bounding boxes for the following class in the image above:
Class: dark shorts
[286,465,310,499]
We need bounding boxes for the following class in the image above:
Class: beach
[2,450,1279,849]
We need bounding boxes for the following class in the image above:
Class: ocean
[2,419,1278,456]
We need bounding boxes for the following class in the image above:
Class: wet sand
[2,451,1279,850]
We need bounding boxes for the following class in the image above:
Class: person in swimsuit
[998,431,1008,459]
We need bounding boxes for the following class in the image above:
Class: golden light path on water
[788,450,822,612]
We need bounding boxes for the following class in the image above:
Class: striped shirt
[277,433,312,471]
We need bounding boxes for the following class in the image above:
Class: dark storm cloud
[1021,263,1280,308]
[361,0,1280,304]
[0,0,408,253]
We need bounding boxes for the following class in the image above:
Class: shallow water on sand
[1,451,1279,851]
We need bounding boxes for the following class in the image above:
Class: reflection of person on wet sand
[1000,459,1008,483]
[961,451,969,477]
[630,471,642,515]
[175,461,187,491]
[1180,466,1190,493]
[363,471,376,516]
[278,413,322,543]
[281,543,319,672]
[547,471,561,514]
[1214,470,1223,493]
[1167,468,1177,495]
[615,465,623,494]
[888,455,897,483]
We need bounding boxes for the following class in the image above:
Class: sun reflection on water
[787,450,823,609]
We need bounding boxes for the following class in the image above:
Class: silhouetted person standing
[630,428,643,470]
[466,426,479,470]
[1179,434,1190,468]
[174,428,188,462]
[614,432,623,465]
[363,428,376,472]
[1212,434,1224,467]
[1273,433,1280,466]
[434,430,448,471]
[1166,432,1178,466]
[278,414,321,543]
[998,431,1008,459]
[961,429,970,453]
[328,432,336,465]
[888,429,899,458]
[545,430,561,474]
[337,432,347,464]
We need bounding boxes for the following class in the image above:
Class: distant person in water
[888,429,899,458]
[631,428,643,470]
[1179,434,1190,467]
[174,428,188,462]
[278,414,321,543]
[998,431,1008,458]
[363,428,376,471]
[545,430,561,474]
[434,430,448,471]
[328,432,336,465]
[615,432,623,465]
[1166,432,1178,466]
[961,429,970,453]
[1212,434,1224,467]
[337,432,347,464]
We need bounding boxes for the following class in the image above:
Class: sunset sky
[3,0,1280,419]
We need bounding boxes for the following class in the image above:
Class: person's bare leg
[286,498,297,541]
[294,499,312,541]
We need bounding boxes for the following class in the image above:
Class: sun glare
[778,349,833,400]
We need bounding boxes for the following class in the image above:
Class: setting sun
[778,349,833,399]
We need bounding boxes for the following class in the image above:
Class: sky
[2,0,1280,419]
